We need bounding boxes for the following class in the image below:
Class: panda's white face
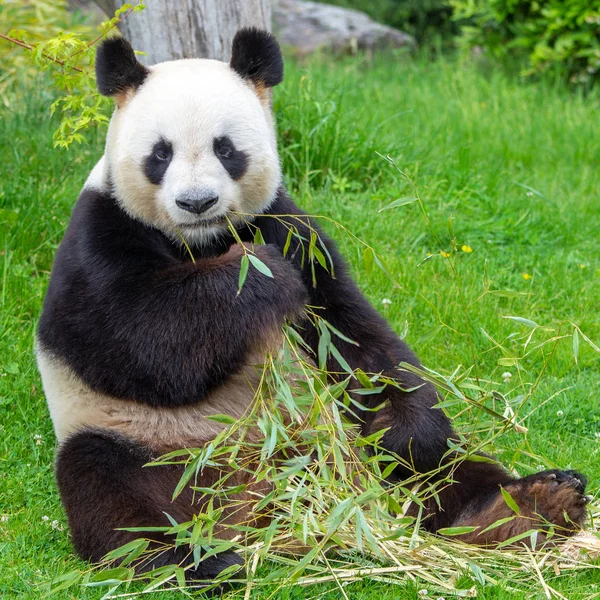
[105,59,281,246]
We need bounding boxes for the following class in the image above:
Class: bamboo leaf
[317,321,331,370]
[496,528,538,549]
[237,254,249,295]
[48,571,82,594]
[205,414,238,425]
[500,486,521,515]
[249,254,274,278]
[282,226,295,257]
[438,526,479,536]
[330,343,354,374]
[378,196,417,212]
[479,515,516,534]
[312,245,328,270]
[104,538,149,562]
[503,316,539,329]
[253,228,265,245]
[323,320,360,345]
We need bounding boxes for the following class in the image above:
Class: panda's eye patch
[213,136,248,181]
[144,139,173,185]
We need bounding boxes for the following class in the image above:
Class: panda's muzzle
[176,195,219,216]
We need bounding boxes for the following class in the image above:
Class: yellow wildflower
[522,273,532,280]
[579,264,586,269]
[461,245,473,253]
[441,251,451,258]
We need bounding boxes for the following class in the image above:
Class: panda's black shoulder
[57,187,178,271]
[37,187,176,349]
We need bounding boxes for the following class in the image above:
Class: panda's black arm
[38,191,307,408]
[255,191,420,373]
[253,191,456,475]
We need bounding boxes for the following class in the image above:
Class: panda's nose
[176,195,219,215]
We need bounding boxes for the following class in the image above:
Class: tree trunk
[95,0,272,64]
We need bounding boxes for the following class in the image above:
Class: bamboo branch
[0,0,139,74]
[0,33,85,72]
[71,1,140,58]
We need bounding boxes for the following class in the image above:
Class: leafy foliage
[44,303,600,597]
[0,1,145,147]
[451,0,600,85]
[0,0,92,96]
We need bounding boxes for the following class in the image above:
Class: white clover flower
[526,191,534,197]
[382,298,392,307]
[502,371,512,383]
[557,410,564,417]
[418,591,429,597]
[51,520,61,530]
[1,515,8,523]
[595,432,600,439]
[34,434,43,446]
[41,515,49,522]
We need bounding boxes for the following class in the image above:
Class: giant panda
[37,28,588,589]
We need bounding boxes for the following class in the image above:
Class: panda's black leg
[361,378,508,528]
[55,429,243,591]
[361,374,588,543]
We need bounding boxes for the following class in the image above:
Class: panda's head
[95,29,284,246]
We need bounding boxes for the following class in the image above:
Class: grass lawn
[1,52,599,599]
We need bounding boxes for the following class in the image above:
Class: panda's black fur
[229,27,284,87]
[38,28,588,591]
[38,189,307,407]
[95,35,149,97]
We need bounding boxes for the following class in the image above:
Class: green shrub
[451,0,600,85]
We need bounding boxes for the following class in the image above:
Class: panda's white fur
[83,155,107,192]
[38,345,268,452]
[105,59,281,247]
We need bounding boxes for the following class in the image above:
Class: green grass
[1,53,600,598]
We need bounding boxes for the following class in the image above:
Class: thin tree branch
[0,0,140,74]
[0,33,84,72]
[71,0,140,58]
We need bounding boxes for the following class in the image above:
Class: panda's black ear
[95,36,149,100]
[230,28,283,88]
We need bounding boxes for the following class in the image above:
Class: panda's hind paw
[509,469,589,530]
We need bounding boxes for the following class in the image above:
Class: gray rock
[273,0,416,55]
